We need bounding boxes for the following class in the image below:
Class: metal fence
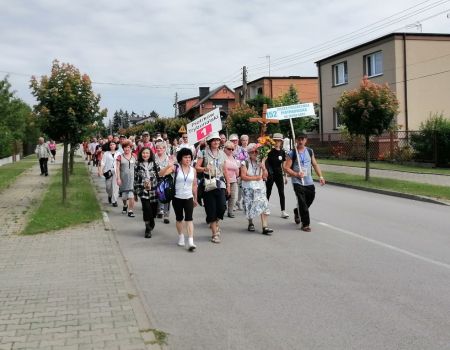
[304,131,448,167]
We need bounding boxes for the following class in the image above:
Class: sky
[1,0,449,120]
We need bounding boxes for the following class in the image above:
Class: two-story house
[234,76,319,104]
[177,85,236,120]
[316,32,450,136]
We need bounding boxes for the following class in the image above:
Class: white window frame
[364,51,383,77]
[332,61,348,86]
[333,108,342,130]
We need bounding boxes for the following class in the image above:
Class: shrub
[410,113,450,166]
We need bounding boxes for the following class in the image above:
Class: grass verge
[316,171,450,201]
[0,155,37,191]
[319,159,450,175]
[22,163,102,235]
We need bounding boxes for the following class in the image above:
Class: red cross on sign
[196,123,212,140]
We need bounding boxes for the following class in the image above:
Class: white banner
[186,108,222,144]
[266,103,315,120]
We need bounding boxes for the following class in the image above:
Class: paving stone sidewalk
[320,164,450,187]
[0,160,164,350]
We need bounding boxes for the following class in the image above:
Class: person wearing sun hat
[195,131,230,243]
[265,133,289,218]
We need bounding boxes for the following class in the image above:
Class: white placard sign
[187,108,222,144]
[266,103,316,120]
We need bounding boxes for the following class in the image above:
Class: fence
[304,131,448,167]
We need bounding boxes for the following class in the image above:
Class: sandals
[300,225,311,232]
[211,230,221,244]
[127,211,135,218]
[262,227,273,235]
[248,223,255,232]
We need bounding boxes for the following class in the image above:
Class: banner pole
[289,118,304,185]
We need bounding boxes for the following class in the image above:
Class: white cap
[206,131,220,142]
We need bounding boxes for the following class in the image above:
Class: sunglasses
[226,147,234,151]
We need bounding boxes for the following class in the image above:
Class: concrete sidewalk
[320,164,450,187]
[0,158,164,349]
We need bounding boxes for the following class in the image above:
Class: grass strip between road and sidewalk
[319,159,450,176]
[22,162,102,235]
[0,155,37,192]
[317,171,450,201]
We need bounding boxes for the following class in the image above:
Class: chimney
[199,87,209,101]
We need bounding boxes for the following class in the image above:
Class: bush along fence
[305,131,449,167]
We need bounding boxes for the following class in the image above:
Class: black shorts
[202,188,226,223]
[50,150,56,156]
[172,197,194,222]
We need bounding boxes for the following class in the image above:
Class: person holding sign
[283,132,325,232]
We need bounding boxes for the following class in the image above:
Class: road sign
[178,125,186,134]
[186,108,222,144]
[266,103,315,120]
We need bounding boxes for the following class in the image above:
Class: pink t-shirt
[225,157,240,183]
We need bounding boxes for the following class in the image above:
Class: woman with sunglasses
[240,143,273,235]
[223,141,240,218]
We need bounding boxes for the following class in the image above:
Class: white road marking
[317,221,450,271]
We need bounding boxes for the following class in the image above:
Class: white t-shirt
[174,166,195,200]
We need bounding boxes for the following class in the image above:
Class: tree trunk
[69,144,75,175]
[62,142,69,203]
[365,134,370,181]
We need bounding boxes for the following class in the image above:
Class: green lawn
[319,159,450,175]
[23,163,102,234]
[0,155,37,191]
[317,172,450,201]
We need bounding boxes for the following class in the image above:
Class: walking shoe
[112,202,118,207]
[281,211,290,219]
[262,227,274,235]
[177,235,185,247]
[248,223,255,232]
[227,213,235,218]
[187,238,196,252]
[127,211,135,218]
[293,208,300,224]
[163,218,170,224]
[122,206,128,214]
[300,225,311,232]
[157,211,164,219]
[145,225,152,239]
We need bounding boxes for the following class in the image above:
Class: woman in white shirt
[240,143,273,235]
[98,141,118,207]
[160,147,198,251]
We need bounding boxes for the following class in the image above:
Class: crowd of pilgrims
[82,129,325,252]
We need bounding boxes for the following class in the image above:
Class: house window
[333,108,342,130]
[332,62,348,86]
[257,87,263,95]
[364,51,383,77]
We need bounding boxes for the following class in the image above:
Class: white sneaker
[281,210,290,219]
[187,239,197,252]
[177,235,185,247]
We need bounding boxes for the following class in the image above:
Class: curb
[87,164,168,350]
[320,164,450,177]
[323,180,449,206]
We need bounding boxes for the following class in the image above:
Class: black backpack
[156,164,179,204]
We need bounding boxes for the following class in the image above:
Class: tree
[122,111,130,129]
[226,104,259,136]
[112,110,122,133]
[0,76,32,158]
[30,60,105,202]
[149,110,159,119]
[337,77,399,180]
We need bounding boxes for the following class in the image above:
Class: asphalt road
[97,173,450,350]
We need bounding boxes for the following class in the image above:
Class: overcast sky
[1,0,449,119]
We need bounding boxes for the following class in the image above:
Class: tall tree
[30,60,105,202]
[149,110,159,119]
[112,110,122,133]
[337,77,399,180]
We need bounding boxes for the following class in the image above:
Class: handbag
[204,157,219,192]
[103,170,113,179]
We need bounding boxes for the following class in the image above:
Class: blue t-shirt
[288,149,314,186]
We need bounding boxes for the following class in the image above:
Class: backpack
[289,147,313,171]
[156,164,178,204]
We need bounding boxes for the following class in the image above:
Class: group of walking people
[93,129,326,252]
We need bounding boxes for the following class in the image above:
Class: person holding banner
[283,132,325,232]
[195,131,230,244]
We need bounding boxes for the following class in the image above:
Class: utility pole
[266,55,271,77]
[174,92,178,117]
[242,66,248,105]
